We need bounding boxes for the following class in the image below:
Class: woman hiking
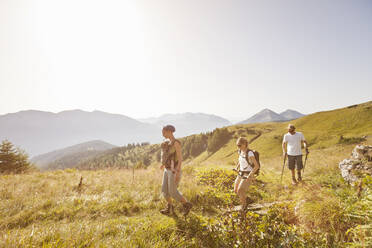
[159,125,192,216]
[234,137,260,209]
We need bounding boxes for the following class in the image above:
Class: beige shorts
[234,174,254,192]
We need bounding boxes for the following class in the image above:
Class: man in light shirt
[282,124,309,185]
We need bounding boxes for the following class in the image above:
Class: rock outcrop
[339,145,372,184]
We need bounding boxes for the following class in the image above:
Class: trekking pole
[280,155,287,183]
[302,151,309,175]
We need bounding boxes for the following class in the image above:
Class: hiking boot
[292,177,298,185]
[297,171,302,182]
[160,204,174,216]
[246,196,254,205]
[182,202,193,216]
[241,203,249,212]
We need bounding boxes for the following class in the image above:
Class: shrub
[173,204,326,248]
[196,169,236,192]
[338,135,366,145]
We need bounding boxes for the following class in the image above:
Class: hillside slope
[31,140,117,170]
[196,101,372,166]
[1,139,371,247]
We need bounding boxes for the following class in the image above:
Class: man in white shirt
[282,124,309,185]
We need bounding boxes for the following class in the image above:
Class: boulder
[339,145,372,184]
[351,145,372,161]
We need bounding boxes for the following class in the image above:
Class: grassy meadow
[1,102,371,247]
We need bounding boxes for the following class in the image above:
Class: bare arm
[248,156,260,178]
[282,141,287,156]
[303,140,309,153]
[174,141,182,171]
[235,161,240,171]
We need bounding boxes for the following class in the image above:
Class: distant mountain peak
[279,109,305,120]
[258,108,277,114]
[239,108,305,124]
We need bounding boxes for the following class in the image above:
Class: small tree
[0,140,31,173]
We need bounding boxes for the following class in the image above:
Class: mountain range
[239,109,305,124]
[0,108,305,157]
[0,110,233,157]
[0,110,160,156]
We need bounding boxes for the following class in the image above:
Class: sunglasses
[237,144,242,147]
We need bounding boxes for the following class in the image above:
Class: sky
[0,0,371,122]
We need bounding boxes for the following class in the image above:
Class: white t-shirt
[283,132,305,156]
[239,150,255,172]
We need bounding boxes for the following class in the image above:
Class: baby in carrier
[161,139,176,173]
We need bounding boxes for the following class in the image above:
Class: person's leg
[237,176,253,207]
[168,171,186,203]
[234,175,241,194]
[160,169,173,214]
[161,169,168,198]
[168,170,193,215]
[288,155,297,184]
[296,155,303,182]
[291,169,296,177]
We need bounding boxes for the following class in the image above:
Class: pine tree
[0,140,31,173]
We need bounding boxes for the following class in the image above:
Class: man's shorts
[287,155,303,170]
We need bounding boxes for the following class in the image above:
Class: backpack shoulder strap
[246,149,255,165]
[171,139,181,146]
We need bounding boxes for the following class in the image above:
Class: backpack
[161,139,181,169]
[245,149,261,176]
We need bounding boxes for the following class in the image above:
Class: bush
[173,204,326,248]
[208,205,326,248]
[196,169,236,192]
[338,135,366,145]
[195,169,239,208]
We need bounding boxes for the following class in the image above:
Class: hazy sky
[1,0,371,121]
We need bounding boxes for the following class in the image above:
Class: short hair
[163,125,176,133]
[288,124,296,129]
[236,137,248,146]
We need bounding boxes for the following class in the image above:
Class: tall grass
[1,141,371,247]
